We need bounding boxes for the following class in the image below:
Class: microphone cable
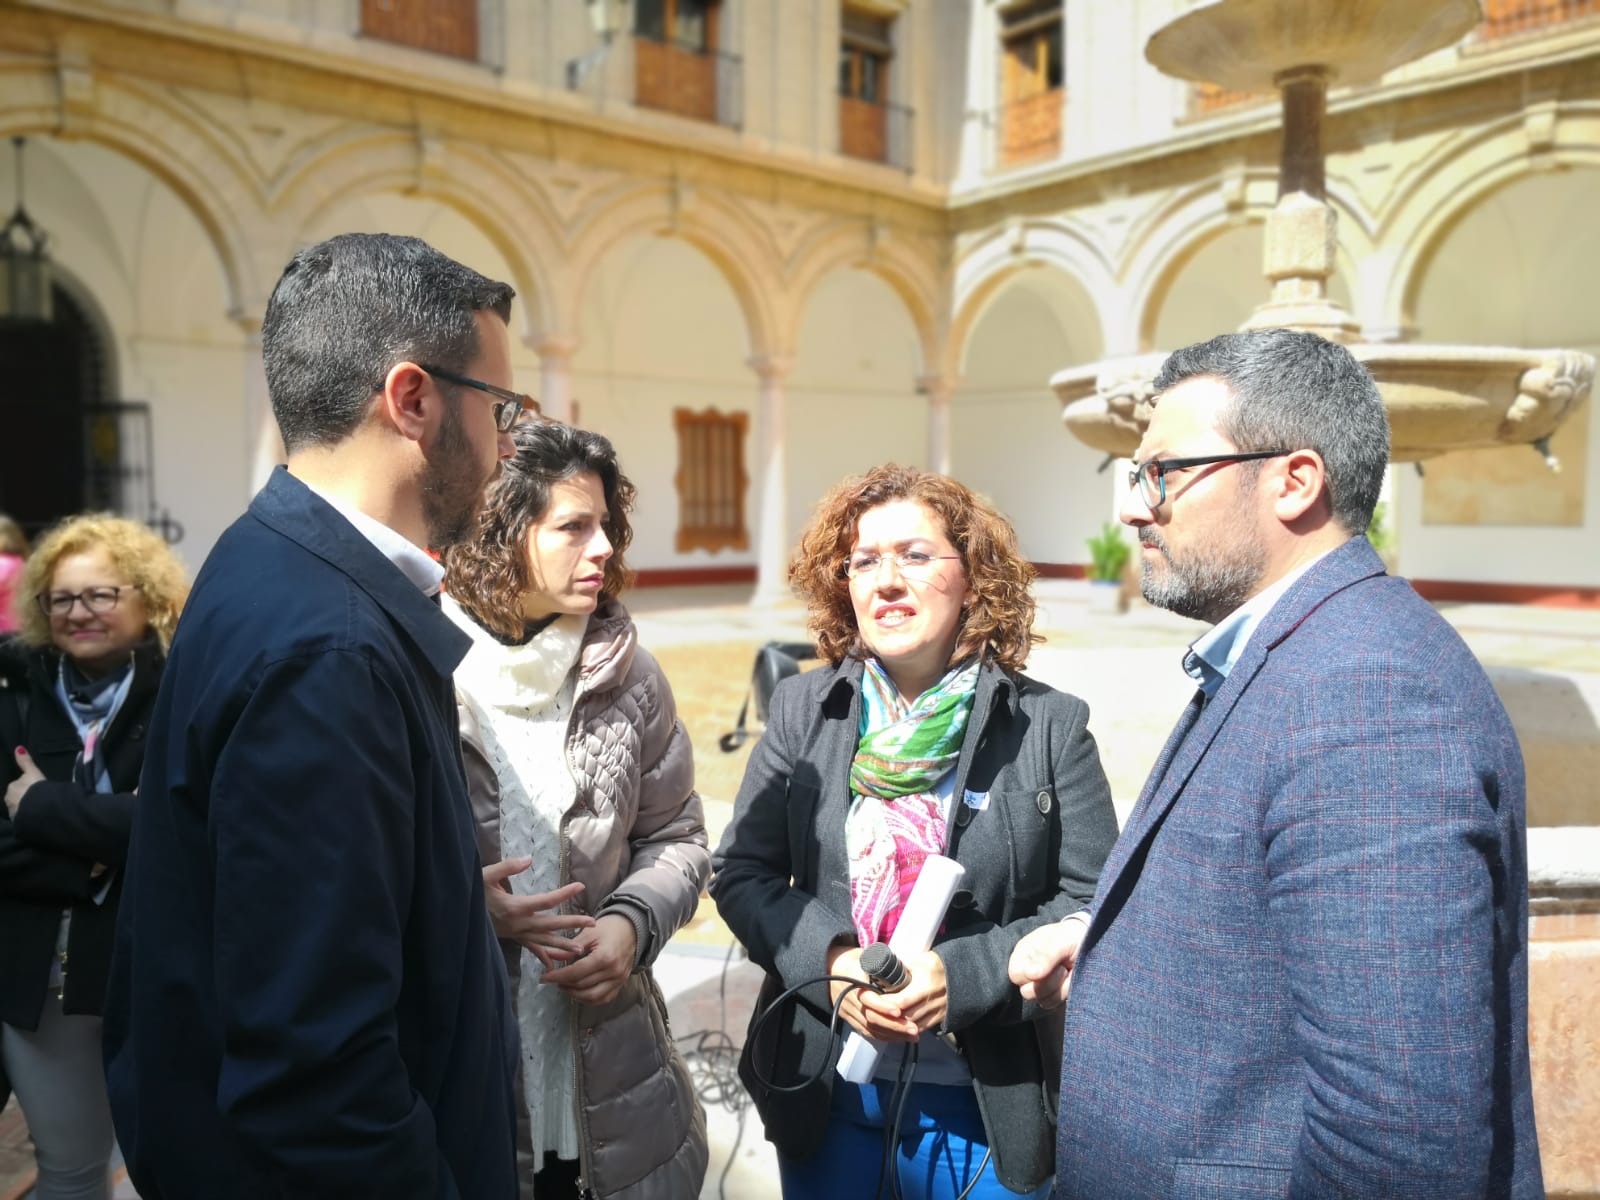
[743,945,996,1200]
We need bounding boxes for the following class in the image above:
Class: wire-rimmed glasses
[842,549,962,580]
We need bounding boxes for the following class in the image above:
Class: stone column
[920,374,957,475]
[749,353,795,607]
[532,334,578,423]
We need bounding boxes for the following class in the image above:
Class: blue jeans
[777,1077,1050,1200]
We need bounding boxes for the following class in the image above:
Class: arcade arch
[571,233,756,572]
[0,135,244,562]
[788,267,926,537]
[1396,166,1600,588]
[1140,220,1354,352]
[954,265,1107,566]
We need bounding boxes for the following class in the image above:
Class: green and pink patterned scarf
[845,656,980,947]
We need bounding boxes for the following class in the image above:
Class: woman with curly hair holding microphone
[712,464,1118,1199]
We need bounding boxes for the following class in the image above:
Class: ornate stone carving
[1505,351,1596,443]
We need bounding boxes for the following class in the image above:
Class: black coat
[710,656,1120,1195]
[102,468,519,1200]
[0,636,161,1030]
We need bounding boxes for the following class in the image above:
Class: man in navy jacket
[104,233,522,1198]
[1011,330,1541,1198]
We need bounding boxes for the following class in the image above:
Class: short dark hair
[262,233,515,452]
[1153,329,1389,533]
[441,421,636,639]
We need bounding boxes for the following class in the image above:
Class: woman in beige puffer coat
[441,419,709,1200]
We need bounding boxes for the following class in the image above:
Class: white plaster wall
[953,272,1106,565]
[573,235,756,570]
[298,190,545,392]
[6,138,247,573]
[1148,221,1354,352]
[788,268,926,539]
[1397,169,1600,588]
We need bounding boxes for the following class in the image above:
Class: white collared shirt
[299,481,444,596]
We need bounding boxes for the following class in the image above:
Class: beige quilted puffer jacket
[460,596,710,1200]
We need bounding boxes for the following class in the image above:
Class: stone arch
[1128,177,1369,351]
[0,72,271,322]
[949,217,1115,376]
[565,184,781,359]
[1132,197,1369,352]
[1385,103,1600,331]
[783,222,945,376]
[274,130,563,342]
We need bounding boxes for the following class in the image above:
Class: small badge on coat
[962,789,990,811]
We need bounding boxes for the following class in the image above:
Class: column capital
[228,305,268,340]
[527,333,581,361]
[917,373,961,402]
[747,353,796,383]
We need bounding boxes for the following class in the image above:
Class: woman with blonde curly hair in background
[712,464,1119,1199]
[0,514,188,1200]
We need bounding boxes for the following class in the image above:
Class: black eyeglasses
[417,364,536,433]
[1129,450,1292,509]
[37,584,141,618]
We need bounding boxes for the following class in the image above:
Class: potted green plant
[1085,522,1132,614]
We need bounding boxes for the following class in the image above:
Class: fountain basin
[1145,0,1482,92]
[1054,344,1595,463]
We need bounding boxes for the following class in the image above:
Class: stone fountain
[1053,0,1594,466]
[1054,7,1600,1190]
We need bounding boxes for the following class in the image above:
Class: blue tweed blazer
[1056,536,1542,1199]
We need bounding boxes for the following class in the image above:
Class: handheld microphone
[836,854,965,1084]
[858,942,908,993]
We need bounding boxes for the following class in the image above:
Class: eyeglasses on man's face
[842,549,962,580]
[1127,450,1292,510]
[37,585,141,618]
[418,363,535,433]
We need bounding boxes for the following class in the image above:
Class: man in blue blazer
[104,234,523,1198]
[1011,329,1542,1198]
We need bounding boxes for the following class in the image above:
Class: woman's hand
[6,747,44,818]
[480,857,594,966]
[826,945,946,1043]
[538,913,638,1006]
[858,949,947,1040]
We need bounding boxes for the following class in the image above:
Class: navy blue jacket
[103,468,518,1200]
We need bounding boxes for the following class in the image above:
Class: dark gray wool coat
[710,655,1118,1195]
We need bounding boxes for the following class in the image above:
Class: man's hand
[480,858,594,967]
[539,913,638,1006]
[6,747,44,819]
[1008,916,1090,1010]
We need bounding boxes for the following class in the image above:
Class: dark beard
[1138,526,1266,625]
[420,398,488,549]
